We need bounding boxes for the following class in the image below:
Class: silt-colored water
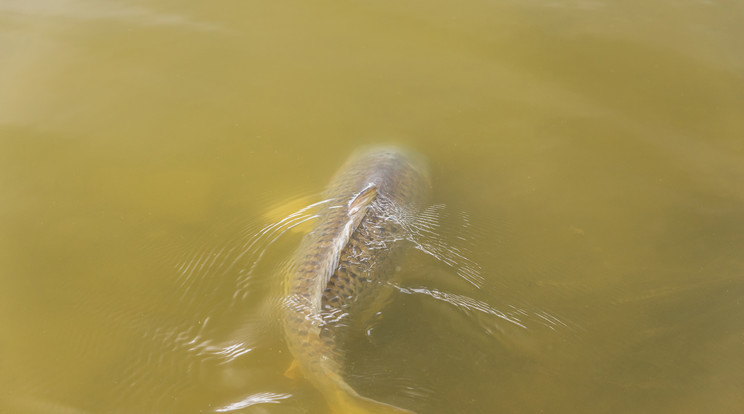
[1,1,743,413]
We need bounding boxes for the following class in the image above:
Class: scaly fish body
[283,147,430,414]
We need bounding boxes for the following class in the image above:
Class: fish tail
[328,389,416,414]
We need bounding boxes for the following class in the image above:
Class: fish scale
[283,147,430,413]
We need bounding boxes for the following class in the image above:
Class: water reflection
[0,0,220,30]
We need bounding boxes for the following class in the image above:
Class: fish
[283,146,431,414]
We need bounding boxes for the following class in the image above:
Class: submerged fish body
[283,147,430,414]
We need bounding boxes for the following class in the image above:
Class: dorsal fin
[319,183,379,288]
[348,183,377,218]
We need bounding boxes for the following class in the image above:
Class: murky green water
[2,0,743,413]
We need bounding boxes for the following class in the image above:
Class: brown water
[2,0,743,413]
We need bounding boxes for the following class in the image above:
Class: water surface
[1,0,743,413]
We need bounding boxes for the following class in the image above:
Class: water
[1,0,743,413]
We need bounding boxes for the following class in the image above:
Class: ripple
[393,285,528,329]
[214,392,292,412]
[401,203,486,288]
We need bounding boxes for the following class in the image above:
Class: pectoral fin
[262,194,322,235]
[283,359,303,381]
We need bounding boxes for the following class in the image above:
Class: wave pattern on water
[214,392,292,412]
[174,198,327,304]
[394,285,528,329]
[79,196,334,412]
[407,204,485,288]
